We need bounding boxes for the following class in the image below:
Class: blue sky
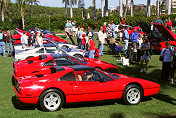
[11,0,157,9]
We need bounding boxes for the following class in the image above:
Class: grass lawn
[0,34,176,118]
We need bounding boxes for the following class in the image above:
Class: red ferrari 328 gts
[13,54,119,78]
[14,65,160,111]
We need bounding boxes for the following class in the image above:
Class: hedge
[0,14,176,32]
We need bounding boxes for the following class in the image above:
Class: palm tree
[1,0,5,22]
[27,0,39,17]
[93,0,96,17]
[70,0,77,18]
[101,0,103,17]
[105,0,108,17]
[62,0,69,17]
[124,0,128,17]
[17,0,27,29]
[130,0,134,17]
[119,0,123,17]
[78,0,84,18]
[147,0,151,17]
[1,0,12,22]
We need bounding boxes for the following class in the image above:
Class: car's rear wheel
[122,84,143,105]
[73,54,83,58]
[39,89,64,111]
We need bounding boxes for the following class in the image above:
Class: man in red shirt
[88,34,95,58]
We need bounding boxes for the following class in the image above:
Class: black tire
[26,56,34,59]
[39,89,64,112]
[73,54,83,58]
[122,84,143,105]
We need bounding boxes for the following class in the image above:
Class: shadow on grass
[57,115,64,118]
[152,93,176,105]
[110,113,124,118]
[11,96,36,110]
[63,100,119,109]
[145,112,176,118]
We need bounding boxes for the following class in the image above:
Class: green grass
[0,34,176,118]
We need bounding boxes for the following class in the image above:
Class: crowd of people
[64,17,176,85]
[0,28,43,57]
[20,28,44,48]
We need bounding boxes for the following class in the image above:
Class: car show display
[10,27,161,112]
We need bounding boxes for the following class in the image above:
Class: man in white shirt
[20,31,28,48]
[98,26,106,56]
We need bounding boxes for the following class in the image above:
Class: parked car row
[12,28,160,112]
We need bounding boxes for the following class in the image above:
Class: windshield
[103,71,119,80]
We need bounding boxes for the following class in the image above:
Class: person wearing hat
[88,34,95,58]
[28,31,36,47]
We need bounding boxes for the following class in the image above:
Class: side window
[59,72,76,81]
[76,70,102,82]
[43,59,54,66]
[36,48,44,53]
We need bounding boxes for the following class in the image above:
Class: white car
[14,39,78,51]
[14,44,86,62]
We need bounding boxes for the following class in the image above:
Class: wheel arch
[38,87,66,104]
[125,82,144,96]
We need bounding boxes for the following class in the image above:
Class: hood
[153,23,176,40]
[117,74,160,89]
[136,21,152,34]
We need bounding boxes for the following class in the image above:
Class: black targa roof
[68,65,95,71]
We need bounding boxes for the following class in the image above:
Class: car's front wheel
[39,89,64,111]
[122,84,143,105]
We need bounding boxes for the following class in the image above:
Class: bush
[0,14,176,32]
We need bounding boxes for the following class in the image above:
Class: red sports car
[138,22,176,52]
[12,28,68,45]
[13,65,160,111]
[13,54,119,78]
